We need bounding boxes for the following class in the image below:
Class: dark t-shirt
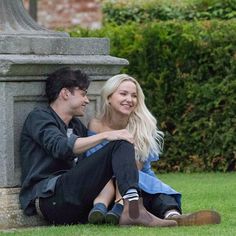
[19,105,87,215]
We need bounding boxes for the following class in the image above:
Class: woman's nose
[126,95,132,102]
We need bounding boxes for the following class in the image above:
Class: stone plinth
[0,0,129,229]
[0,46,128,229]
[0,188,48,229]
[0,40,128,188]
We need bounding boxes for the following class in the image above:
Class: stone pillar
[0,0,128,229]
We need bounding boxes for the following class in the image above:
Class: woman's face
[108,80,138,117]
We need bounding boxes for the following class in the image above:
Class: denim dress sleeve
[86,130,109,157]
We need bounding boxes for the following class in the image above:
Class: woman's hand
[136,161,143,170]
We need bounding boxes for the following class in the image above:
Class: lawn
[1,173,235,236]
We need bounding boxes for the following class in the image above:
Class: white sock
[164,209,181,219]
[123,188,139,201]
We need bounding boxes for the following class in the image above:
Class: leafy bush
[68,19,236,172]
[101,0,236,24]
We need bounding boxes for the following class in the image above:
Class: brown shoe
[167,210,221,226]
[119,198,177,227]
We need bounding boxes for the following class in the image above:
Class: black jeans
[39,140,139,225]
[142,191,181,219]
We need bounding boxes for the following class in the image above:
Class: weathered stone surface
[0,0,67,37]
[0,54,128,77]
[0,0,129,229]
[0,188,48,229]
[0,57,128,188]
[0,37,110,55]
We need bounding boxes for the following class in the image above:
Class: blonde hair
[99,74,164,162]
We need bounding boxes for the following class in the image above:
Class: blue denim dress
[86,130,181,207]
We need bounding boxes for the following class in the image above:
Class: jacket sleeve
[23,109,77,160]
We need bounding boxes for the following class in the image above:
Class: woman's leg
[142,191,181,219]
[88,179,115,224]
[115,182,123,203]
[105,181,124,224]
[93,179,115,207]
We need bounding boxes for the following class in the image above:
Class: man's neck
[50,102,72,126]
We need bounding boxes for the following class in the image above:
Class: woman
[86,74,220,226]
[86,74,181,224]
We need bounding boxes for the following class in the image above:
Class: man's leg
[39,177,89,224]
[61,140,139,206]
[39,140,138,224]
[39,140,177,227]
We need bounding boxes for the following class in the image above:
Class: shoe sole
[119,220,178,227]
[173,210,221,226]
[88,210,105,224]
[105,212,119,225]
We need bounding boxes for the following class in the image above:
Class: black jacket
[19,105,87,215]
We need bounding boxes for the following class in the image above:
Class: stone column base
[0,188,47,229]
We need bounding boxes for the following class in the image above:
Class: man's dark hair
[45,67,90,103]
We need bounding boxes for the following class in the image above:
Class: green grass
[1,173,235,235]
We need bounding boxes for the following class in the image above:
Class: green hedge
[102,0,236,24]
[69,20,236,172]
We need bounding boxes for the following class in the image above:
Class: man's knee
[111,140,135,151]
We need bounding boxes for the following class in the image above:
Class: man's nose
[85,96,89,103]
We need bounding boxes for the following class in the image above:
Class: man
[19,67,177,226]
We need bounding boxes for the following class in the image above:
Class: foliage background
[101,0,236,23]
[68,0,236,172]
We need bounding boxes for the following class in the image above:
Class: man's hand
[105,129,134,144]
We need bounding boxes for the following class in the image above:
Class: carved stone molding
[0,0,67,37]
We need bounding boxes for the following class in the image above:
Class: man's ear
[59,88,69,100]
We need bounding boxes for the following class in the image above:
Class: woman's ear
[107,97,111,105]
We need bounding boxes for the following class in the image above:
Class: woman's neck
[103,116,129,130]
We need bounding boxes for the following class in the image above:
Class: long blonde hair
[99,74,164,162]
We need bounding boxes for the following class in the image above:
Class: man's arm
[73,129,134,154]
[23,108,77,160]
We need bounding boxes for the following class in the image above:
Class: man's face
[67,87,89,116]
